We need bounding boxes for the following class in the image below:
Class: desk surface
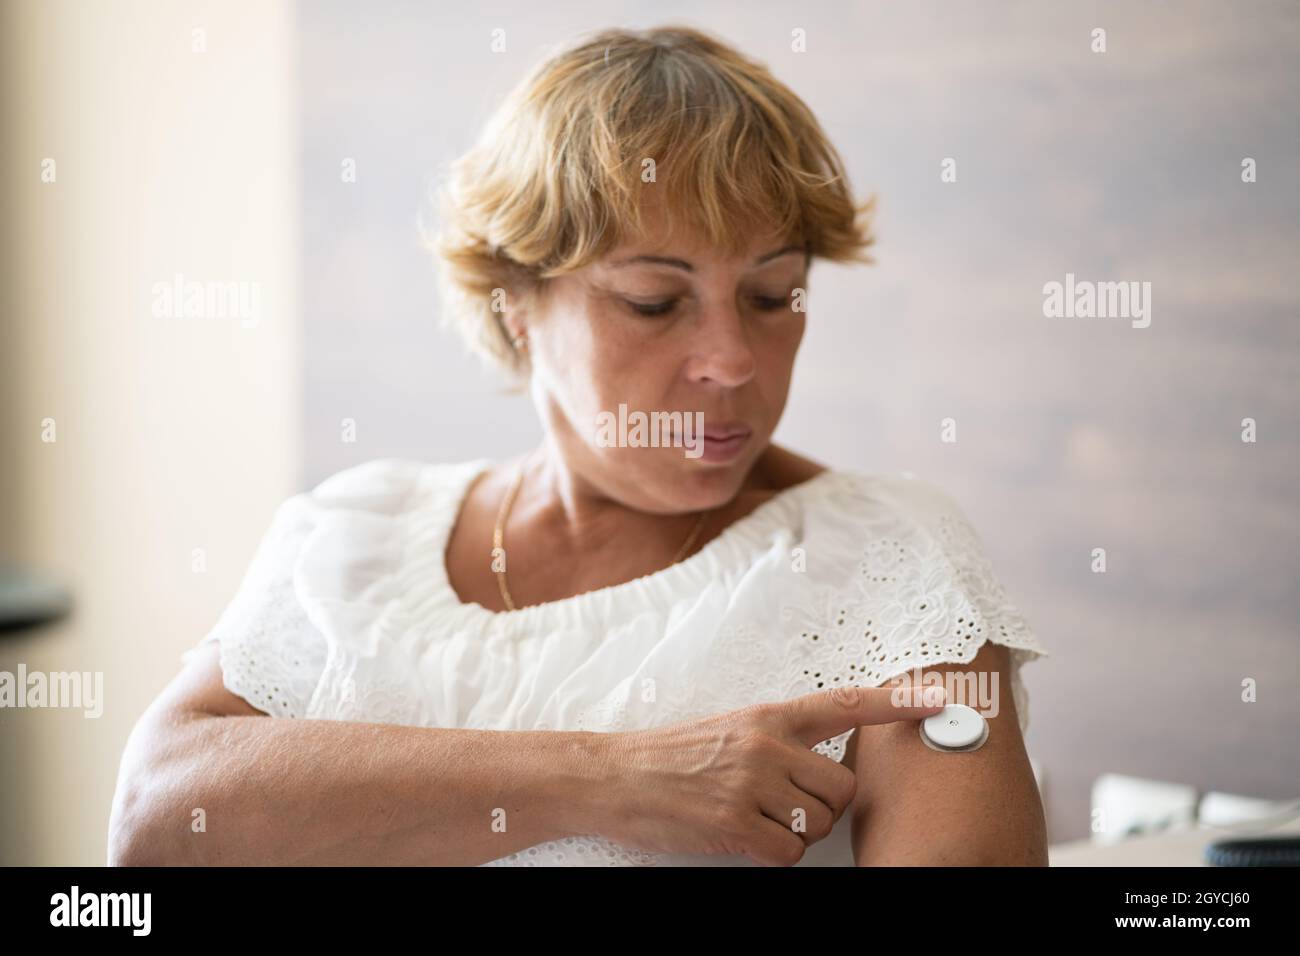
[1049,815,1300,866]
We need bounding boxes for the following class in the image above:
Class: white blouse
[185,457,1049,866]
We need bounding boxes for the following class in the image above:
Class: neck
[532,435,618,527]
[513,435,777,552]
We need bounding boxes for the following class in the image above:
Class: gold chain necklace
[492,455,709,612]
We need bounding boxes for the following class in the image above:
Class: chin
[598,442,761,512]
[664,445,761,507]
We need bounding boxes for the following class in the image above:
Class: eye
[625,298,678,317]
[753,293,792,311]
[622,292,792,317]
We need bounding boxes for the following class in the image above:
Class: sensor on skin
[919,704,989,752]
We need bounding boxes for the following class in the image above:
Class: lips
[702,422,752,442]
[665,418,754,464]
[696,421,752,463]
[668,420,752,442]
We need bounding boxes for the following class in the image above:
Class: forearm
[110,713,613,866]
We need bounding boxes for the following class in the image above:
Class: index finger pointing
[780,683,948,748]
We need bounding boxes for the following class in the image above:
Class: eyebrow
[608,243,807,272]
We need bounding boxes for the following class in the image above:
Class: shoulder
[302,457,488,514]
[757,447,968,521]
[277,457,490,607]
[790,467,980,552]
[859,471,972,521]
[809,472,1009,589]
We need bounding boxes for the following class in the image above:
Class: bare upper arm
[844,640,1048,865]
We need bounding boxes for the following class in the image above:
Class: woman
[109,24,1049,867]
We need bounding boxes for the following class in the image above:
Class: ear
[500,313,524,343]
[500,308,529,349]
[502,276,549,341]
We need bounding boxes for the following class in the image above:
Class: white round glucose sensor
[919,704,989,752]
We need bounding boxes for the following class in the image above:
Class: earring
[511,332,528,351]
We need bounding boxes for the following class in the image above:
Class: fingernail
[924,686,947,707]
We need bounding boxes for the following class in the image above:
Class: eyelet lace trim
[195,496,328,719]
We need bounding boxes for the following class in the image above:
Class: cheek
[537,297,657,421]
[543,291,624,367]
[755,314,806,384]
[578,303,671,397]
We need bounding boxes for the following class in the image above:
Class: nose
[684,304,756,388]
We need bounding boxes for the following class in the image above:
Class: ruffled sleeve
[775,472,1049,760]
[182,492,327,719]
[886,474,1049,730]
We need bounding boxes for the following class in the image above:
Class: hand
[594,684,947,866]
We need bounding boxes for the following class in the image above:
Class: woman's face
[519,200,810,513]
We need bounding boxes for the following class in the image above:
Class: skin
[108,195,1047,866]
[446,194,818,608]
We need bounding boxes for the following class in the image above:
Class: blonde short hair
[427,24,876,381]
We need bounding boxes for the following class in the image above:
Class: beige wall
[0,0,300,865]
